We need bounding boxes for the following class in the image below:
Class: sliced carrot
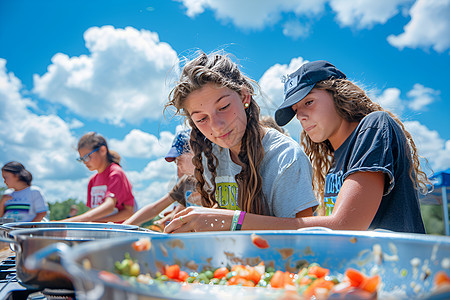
[434,271,450,286]
[308,265,329,278]
[251,233,270,249]
[270,270,285,288]
[345,268,365,287]
[247,266,262,284]
[213,267,229,279]
[360,275,380,293]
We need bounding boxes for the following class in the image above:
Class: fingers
[164,216,191,233]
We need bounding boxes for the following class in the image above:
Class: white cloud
[33,26,180,125]
[177,0,326,30]
[0,59,80,181]
[329,0,412,29]
[257,56,308,138]
[109,129,174,159]
[373,87,404,115]
[405,121,450,172]
[387,0,450,53]
[406,83,440,111]
[282,20,311,39]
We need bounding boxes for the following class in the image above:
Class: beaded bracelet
[235,211,246,231]
[230,210,241,231]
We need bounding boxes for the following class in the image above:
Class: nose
[294,108,307,122]
[210,113,226,134]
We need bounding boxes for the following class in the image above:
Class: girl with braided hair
[164,51,317,233]
[275,60,432,233]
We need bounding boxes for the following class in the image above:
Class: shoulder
[107,163,127,177]
[28,186,43,193]
[262,129,309,167]
[359,111,398,129]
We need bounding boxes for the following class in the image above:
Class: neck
[97,161,112,174]
[329,121,359,150]
[14,182,29,191]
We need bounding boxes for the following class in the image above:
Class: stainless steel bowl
[27,230,450,299]
[2,227,163,289]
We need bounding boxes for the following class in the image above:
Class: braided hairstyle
[166,51,268,215]
[300,78,432,215]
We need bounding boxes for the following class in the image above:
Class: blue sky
[1,0,449,207]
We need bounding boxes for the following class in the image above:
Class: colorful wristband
[230,210,240,231]
[235,211,246,231]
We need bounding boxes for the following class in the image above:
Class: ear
[99,145,108,156]
[241,88,251,107]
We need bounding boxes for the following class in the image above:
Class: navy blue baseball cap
[275,60,346,126]
[165,129,191,162]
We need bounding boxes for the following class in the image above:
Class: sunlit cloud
[33,26,180,125]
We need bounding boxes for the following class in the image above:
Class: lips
[217,130,231,139]
[304,124,315,132]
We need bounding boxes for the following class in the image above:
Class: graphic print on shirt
[4,199,30,221]
[91,185,107,208]
[324,170,344,216]
[215,175,240,210]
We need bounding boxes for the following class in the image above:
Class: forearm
[124,196,175,225]
[62,199,116,222]
[31,212,47,222]
[97,206,134,223]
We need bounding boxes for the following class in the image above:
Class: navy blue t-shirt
[323,111,425,233]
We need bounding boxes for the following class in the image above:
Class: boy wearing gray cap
[123,129,200,227]
[275,60,431,233]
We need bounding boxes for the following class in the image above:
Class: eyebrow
[190,94,229,116]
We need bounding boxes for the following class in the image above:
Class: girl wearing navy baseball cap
[275,60,432,233]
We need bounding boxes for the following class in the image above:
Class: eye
[219,103,230,111]
[195,116,207,124]
[304,99,313,106]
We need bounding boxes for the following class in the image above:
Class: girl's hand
[164,207,234,233]
[1,195,12,203]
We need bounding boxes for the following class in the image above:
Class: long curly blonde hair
[166,51,268,215]
[301,78,432,215]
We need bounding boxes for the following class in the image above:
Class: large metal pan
[0,221,139,238]
[27,230,450,299]
[0,227,163,290]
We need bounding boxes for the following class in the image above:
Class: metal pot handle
[25,243,106,300]
[0,236,20,252]
[24,242,70,271]
[297,227,333,232]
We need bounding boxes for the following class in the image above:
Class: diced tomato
[270,270,286,288]
[303,278,335,298]
[132,238,152,252]
[434,271,450,286]
[214,267,230,279]
[308,265,329,278]
[99,270,122,283]
[360,275,380,293]
[179,270,189,282]
[251,233,270,249]
[345,268,365,287]
[247,267,262,284]
[165,264,180,280]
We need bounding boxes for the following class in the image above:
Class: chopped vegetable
[132,238,152,252]
[251,233,270,249]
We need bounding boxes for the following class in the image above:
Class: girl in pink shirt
[64,132,135,223]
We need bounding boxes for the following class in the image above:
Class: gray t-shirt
[203,129,318,217]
